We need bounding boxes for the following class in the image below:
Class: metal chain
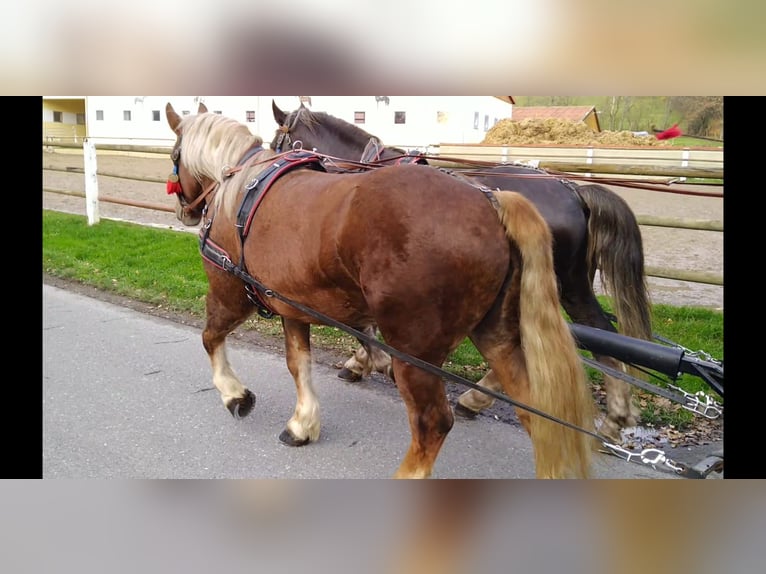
[601,443,686,475]
[653,333,722,366]
[667,383,723,419]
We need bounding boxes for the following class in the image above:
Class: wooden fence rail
[43,143,724,287]
[436,143,724,181]
[45,140,725,182]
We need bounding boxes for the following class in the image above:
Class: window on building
[484,115,489,131]
[214,110,222,115]
[354,111,365,124]
[473,112,479,129]
[152,110,160,121]
[394,111,406,124]
[53,111,62,123]
[76,113,85,125]
[182,110,190,116]
[96,110,104,121]
[246,110,256,122]
[123,110,132,121]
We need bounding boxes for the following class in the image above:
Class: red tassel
[655,124,682,140]
[166,180,182,195]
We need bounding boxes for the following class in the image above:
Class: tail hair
[577,184,652,342]
[493,190,594,478]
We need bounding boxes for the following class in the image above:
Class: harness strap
[394,150,429,165]
[198,225,277,319]
[198,150,327,319]
[235,150,326,239]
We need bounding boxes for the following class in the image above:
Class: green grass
[43,210,723,428]
[670,135,723,148]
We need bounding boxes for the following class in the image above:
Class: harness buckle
[244,284,275,318]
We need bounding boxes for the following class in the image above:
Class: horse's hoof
[337,368,362,382]
[279,429,310,447]
[227,390,256,419]
[598,419,624,444]
[454,403,479,419]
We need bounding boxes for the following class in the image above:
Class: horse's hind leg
[474,341,582,478]
[454,370,502,418]
[203,282,256,418]
[278,318,320,446]
[560,279,639,443]
[391,358,454,479]
[338,326,394,382]
[337,345,369,382]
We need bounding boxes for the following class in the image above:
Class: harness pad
[236,150,326,239]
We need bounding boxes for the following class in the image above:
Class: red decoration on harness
[167,170,181,195]
[166,179,182,195]
[655,124,682,140]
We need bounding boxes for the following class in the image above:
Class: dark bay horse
[165,102,594,478]
[271,101,652,442]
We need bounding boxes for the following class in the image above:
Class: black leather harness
[198,150,326,318]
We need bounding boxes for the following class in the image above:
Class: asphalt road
[43,282,717,479]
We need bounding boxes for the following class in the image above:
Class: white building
[43,96,514,151]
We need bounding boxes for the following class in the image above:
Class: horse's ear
[272,99,287,125]
[166,102,182,133]
[198,102,208,114]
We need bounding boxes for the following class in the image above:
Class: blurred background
[5,0,764,94]
[1,481,762,574]
[26,0,750,570]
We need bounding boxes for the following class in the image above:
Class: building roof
[494,96,515,105]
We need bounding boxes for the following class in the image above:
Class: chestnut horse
[271,101,652,442]
[165,102,594,478]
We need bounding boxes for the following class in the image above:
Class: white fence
[43,141,723,287]
[436,144,723,181]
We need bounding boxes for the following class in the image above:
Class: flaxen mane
[179,113,266,214]
[178,113,263,184]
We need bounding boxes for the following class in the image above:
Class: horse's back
[475,166,587,268]
[339,164,510,273]
[476,166,584,227]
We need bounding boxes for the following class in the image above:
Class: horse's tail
[493,191,594,478]
[576,184,653,342]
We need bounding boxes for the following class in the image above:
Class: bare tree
[669,97,723,137]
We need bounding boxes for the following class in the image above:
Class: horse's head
[270,100,394,163]
[270,100,309,154]
[166,103,269,226]
[165,101,212,226]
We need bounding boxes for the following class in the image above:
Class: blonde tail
[494,191,595,478]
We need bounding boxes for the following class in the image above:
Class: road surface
[43,282,720,479]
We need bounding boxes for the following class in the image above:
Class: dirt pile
[483,118,666,147]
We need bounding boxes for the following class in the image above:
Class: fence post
[83,139,100,225]
[680,148,689,183]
